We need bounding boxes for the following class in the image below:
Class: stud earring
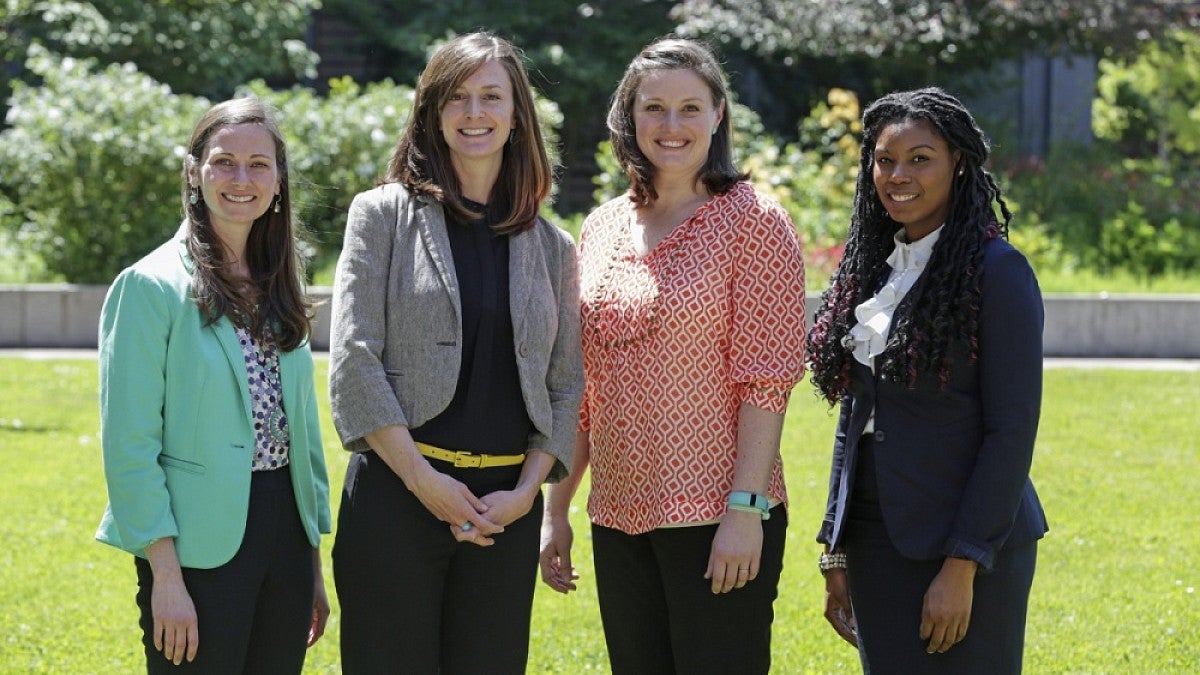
[188,187,199,205]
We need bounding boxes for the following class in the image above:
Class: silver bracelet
[818,551,847,575]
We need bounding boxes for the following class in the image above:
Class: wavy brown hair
[607,37,747,206]
[385,31,552,235]
[182,97,312,351]
[807,87,1012,403]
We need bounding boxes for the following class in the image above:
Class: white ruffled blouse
[847,226,943,431]
[847,226,943,369]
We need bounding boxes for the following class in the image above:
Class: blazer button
[518,344,528,358]
[873,429,886,442]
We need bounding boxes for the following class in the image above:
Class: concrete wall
[1,285,1198,358]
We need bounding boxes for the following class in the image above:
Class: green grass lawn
[0,357,1196,673]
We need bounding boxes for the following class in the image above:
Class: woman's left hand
[919,557,977,653]
[307,550,330,647]
[704,509,763,593]
[476,488,537,529]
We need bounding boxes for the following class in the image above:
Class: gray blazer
[328,183,583,482]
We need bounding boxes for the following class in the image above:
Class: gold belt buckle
[453,451,482,468]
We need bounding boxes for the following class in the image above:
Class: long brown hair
[182,97,312,351]
[384,31,553,235]
[607,37,747,206]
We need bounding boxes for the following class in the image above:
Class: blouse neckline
[846,225,944,368]
[623,192,717,262]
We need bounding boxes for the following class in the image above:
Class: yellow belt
[415,442,525,468]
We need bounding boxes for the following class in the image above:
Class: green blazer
[95,229,331,569]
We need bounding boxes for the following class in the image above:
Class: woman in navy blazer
[97,98,331,673]
[807,88,1048,673]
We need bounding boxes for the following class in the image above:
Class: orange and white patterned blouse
[579,181,807,535]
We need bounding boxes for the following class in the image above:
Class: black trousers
[135,466,314,675]
[591,506,787,675]
[332,450,543,675]
[844,435,1038,674]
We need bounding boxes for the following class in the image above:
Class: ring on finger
[461,521,473,532]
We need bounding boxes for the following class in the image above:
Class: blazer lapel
[508,227,535,342]
[211,318,254,426]
[414,197,463,319]
[178,232,253,426]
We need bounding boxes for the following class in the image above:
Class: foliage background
[3,1,1200,287]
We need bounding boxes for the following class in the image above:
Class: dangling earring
[508,129,516,144]
[188,186,199,205]
[712,126,718,136]
[957,169,965,176]
[273,195,281,213]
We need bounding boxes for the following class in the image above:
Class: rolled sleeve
[945,244,1044,571]
[729,198,807,412]
[97,270,179,554]
[328,190,409,451]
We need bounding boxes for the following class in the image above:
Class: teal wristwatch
[727,490,771,520]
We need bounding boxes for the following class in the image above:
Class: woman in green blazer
[96,98,331,674]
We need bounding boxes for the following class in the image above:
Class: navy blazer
[817,237,1048,570]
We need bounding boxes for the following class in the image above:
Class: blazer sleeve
[528,224,584,483]
[329,188,409,450]
[96,268,179,554]
[817,395,853,546]
[942,243,1044,569]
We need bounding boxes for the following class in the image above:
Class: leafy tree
[673,0,1199,64]
[670,0,1200,126]
[1094,27,1200,161]
[1,0,319,101]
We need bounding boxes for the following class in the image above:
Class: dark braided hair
[807,87,1012,404]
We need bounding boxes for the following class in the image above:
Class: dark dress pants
[333,450,542,675]
[135,466,315,675]
[591,505,787,675]
[844,435,1038,674]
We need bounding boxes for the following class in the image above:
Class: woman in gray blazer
[328,32,583,674]
[807,88,1048,673]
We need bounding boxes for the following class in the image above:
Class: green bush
[239,77,416,271]
[745,88,860,285]
[1002,152,1200,277]
[0,46,207,283]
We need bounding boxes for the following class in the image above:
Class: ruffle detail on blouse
[845,227,943,368]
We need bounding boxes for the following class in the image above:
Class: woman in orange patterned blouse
[538,38,806,674]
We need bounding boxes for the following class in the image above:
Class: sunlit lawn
[0,356,1196,673]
